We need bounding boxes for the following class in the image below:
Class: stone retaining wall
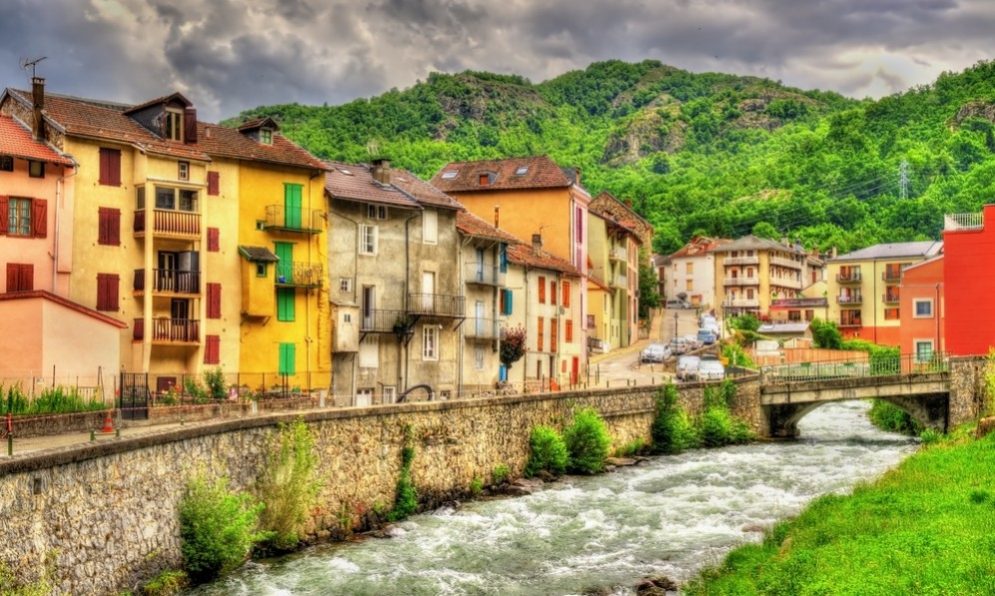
[0,378,759,595]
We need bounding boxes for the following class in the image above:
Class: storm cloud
[0,0,992,121]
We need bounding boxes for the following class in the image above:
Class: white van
[676,355,701,381]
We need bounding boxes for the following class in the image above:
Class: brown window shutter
[32,199,46,238]
[0,196,8,235]
[5,264,16,292]
[96,274,106,310]
[538,276,546,303]
[207,227,219,252]
[205,335,220,364]
[563,281,571,308]
[207,171,220,196]
[98,208,107,244]
[184,108,197,144]
[109,274,119,310]
[109,208,121,246]
[207,283,221,319]
[99,149,108,185]
[99,148,121,186]
[21,264,33,291]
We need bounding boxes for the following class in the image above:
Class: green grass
[685,430,995,595]
[1,384,107,416]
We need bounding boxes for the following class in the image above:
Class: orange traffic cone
[101,410,114,434]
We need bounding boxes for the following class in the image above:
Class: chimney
[494,205,500,229]
[371,158,391,185]
[531,233,542,255]
[31,76,45,141]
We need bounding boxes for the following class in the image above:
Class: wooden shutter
[537,317,544,352]
[204,335,220,365]
[550,319,558,353]
[207,227,220,252]
[97,273,119,311]
[5,264,17,292]
[99,148,121,186]
[109,208,121,245]
[538,276,546,304]
[32,199,46,238]
[207,283,221,319]
[550,279,557,306]
[184,107,198,144]
[0,196,7,235]
[19,264,33,291]
[566,320,573,343]
[207,171,220,196]
[562,281,571,308]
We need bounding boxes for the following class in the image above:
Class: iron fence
[761,353,949,385]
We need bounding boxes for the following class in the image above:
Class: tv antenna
[20,56,47,78]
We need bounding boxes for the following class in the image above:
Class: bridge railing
[761,353,949,385]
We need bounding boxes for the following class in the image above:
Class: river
[193,401,917,595]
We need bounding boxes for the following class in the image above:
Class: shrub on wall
[652,384,700,453]
[868,400,922,435]
[179,475,266,582]
[700,381,754,446]
[257,420,322,551]
[388,425,418,521]
[564,408,612,474]
[524,425,568,477]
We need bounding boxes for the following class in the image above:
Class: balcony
[407,293,465,319]
[839,319,863,329]
[464,263,505,287]
[837,294,863,306]
[724,298,760,308]
[133,318,200,345]
[611,274,628,290]
[771,276,802,290]
[724,277,759,287]
[275,262,323,289]
[133,209,200,239]
[944,212,983,231]
[609,246,627,263]
[360,309,411,335]
[882,270,902,283]
[770,255,803,269]
[261,205,323,235]
[465,318,501,340]
[133,269,200,296]
[836,272,862,284]
[724,256,759,266]
[882,293,901,305]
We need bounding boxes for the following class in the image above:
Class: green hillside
[230,59,995,253]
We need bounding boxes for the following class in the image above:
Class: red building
[943,204,995,356]
[898,256,944,360]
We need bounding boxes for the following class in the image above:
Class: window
[343,313,351,323]
[537,317,544,352]
[155,186,175,210]
[5,263,33,292]
[478,173,490,186]
[260,128,273,145]
[136,187,145,210]
[686,262,693,274]
[565,320,574,343]
[367,204,387,220]
[256,263,267,278]
[383,386,397,404]
[0,156,12,171]
[28,161,44,178]
[278,342,296,375]
[96,273,119,311]
[423,210,437,244]
[914,299,934,318]
[514,165,529,175]
[747,288,754,299]
[98,208,121,246]
[99,148,121,186]
[204,335,220,365]
[360,224,378,255]
[884,308,900,320]
[178,161,189,181]
[538,276,546,304]
[441,170,458,180]
[207,171,220,196]
[686,279,694,292]
[6,198,32,236]
[915,340,934,363]
[207,227,220,252]
[499,244,508,273]
[550,279,557,305]
[339,278,351,293]
[164,109,182,141]
[359,336,379,368]
[422,325,438,361]
[474,345,485,370]
[500,288,513,315]
[562,281,571,308]
[277,287,295,321]
[206,283,222,319]
[179,190,197,212]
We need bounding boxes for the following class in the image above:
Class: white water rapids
[193,401,917,595]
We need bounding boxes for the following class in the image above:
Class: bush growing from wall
[699,381,754,446]
[868,400,922,435]
[257,420,322,552]
[651,384,700,454]
[524,425,568,477]
[179,475,266,583]
[492,464,510,484]
[203,368,227,401]
[811,318,843,349]
[564,408,612,474]
[140,570,189,596]
[388,425,418,521]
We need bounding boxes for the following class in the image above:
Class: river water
[193,401,917,595]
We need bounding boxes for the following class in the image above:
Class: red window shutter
[0,196,7,235]
[550,280,557,305]
[109,274,119,310]
[19,264,33,291]
[96,273,118,311]
[5,264,16,292]
[207,227,219,252]
[98,208,108,244]
[109,208,121,246]
[207,283,221,319]
[99,148,121,186]
[96,274,106,310]
[184,108,198,144]
[99,149,108,185]
[32,199,47,238]
[563,281,571,308]
[538,276,546,304]
[566,320,573,343]
[207,171,220,196]
[204,335,220,365]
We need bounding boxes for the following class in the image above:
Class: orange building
[898,256,944,360]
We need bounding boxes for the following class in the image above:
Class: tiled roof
[710,234,805,254]
[669,236,731,259]
[456,211,519,243]
[0,115,73,166]
[507,243,581,276]
[391,169,463,210]
[325,161,462,210]
[832,241,943,262]
[430,155,574,192]
[5,88,327,170]
[0,290,126,328]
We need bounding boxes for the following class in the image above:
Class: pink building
[0,114,75,294]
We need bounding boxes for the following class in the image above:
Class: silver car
[676,355,701,381]
[698,359,726,381]
[640,343,671,363]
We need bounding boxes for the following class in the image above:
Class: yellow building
[587,194,645,351]
[712,235,811,318]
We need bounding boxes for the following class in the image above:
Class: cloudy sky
[1,0,992,121]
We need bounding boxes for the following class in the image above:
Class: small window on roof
[441,170,458,180]
[515,165,529,175]
[338,167,353,176]
[260,128,273,145]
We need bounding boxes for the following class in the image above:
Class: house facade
[942,206,995,356]
[326,160,464,404]
[825,241,943,346]
[660,236,728,309]
[897,256,944,359]
[712,235,809,318]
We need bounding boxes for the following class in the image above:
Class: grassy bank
[686,428,995,595]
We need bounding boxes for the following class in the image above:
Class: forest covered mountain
[229,59,995,253]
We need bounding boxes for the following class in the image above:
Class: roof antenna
[20,56,47,78]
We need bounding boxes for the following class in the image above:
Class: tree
[810,318,843,349]
[500,326,527,370]
[638,251,661,319]
[751,221,779,240]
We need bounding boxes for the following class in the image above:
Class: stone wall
[949,356,989,426]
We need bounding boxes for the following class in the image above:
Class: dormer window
[515,166,529,175]
[165,109,183,141]
[260,128,273,145]
[441,170,458,180]
[479,173,490,186]
[178,161,189,181]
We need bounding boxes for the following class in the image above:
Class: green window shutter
[277,287,296,321]
[274,241,293,282]
[284,184,303,229]
[279,342,296,375]
[503,289,513,315]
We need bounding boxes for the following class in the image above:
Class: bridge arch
[765,394,948,439]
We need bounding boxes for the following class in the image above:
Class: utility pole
[899,160,909,200]
[673,312,679,341]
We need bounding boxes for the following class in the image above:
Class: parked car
[670,337,691,355]
[683,334,703,350]
[640,343,671,363]
[697,328,718,345]
[698,359,726,381]
[666,299,692,309]
[699,315,720,334]
[676,355,701,381]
